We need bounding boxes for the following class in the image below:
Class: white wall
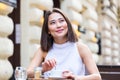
[0,2,14,80]
[21,0,53,67]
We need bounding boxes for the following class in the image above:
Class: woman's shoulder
[36,47,47,58]
[76,41,92,57]
[76,41,88,50]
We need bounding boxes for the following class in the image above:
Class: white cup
[50,70,63,78]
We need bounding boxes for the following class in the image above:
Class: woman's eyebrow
[58,17,64,20]
[49,17,64,22]
[49,20,55,23]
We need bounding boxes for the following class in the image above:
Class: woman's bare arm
[76,42,101,80]
[27,48,45,78]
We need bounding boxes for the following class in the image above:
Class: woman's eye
[60,19,64,23]
[50,21,55,25]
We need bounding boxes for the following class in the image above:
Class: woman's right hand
[42,58,57,73]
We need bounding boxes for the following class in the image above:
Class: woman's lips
[56,29,63,33]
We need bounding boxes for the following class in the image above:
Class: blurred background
[0,0,120,80]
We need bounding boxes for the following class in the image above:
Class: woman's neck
[54,37,68,44]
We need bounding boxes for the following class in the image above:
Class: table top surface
[28,78,72,80]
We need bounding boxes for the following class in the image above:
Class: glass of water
[14,66,27,80]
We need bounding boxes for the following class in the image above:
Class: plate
[48,77,66,80]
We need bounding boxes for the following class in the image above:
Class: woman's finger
[46,58,57,67]
[62,71,74,79]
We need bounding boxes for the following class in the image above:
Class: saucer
[49,77,65,80]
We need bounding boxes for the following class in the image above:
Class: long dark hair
[40,8,78,52]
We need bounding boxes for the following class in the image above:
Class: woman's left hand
[62,70,75,79]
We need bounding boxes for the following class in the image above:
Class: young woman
[27,8,101,80]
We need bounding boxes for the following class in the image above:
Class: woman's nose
[56,22,62,27]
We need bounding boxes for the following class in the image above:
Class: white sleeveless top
[44,41,85,77]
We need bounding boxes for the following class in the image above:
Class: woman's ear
[48,31,51,34]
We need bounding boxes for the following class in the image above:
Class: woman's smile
[55,29,64,33]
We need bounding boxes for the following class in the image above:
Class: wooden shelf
[98,65,120,80]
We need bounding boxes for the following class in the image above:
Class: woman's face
[48,12,68,40]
